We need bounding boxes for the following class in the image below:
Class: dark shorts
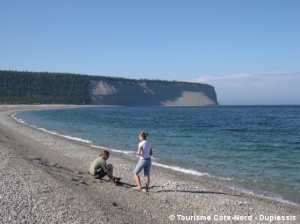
[93,169,107,179]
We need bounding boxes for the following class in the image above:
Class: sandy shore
[0,105,299,224]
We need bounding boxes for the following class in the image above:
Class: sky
[1,0,300,105]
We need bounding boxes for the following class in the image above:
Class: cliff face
[0,70,218,106]
[88,79,218,106]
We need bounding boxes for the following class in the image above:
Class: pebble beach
[0,105,299,224]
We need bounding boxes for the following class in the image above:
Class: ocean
[14,106,300,204]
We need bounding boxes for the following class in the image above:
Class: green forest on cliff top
[0,71,91,104]
[0,70,210,104]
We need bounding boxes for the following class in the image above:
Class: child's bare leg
[134,173,142,190]
[145,176,150,192]
[107,164,113,179]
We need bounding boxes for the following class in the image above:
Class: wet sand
[0,105,299,224]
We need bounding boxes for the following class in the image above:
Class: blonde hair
[139,131,149,140]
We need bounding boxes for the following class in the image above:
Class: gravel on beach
[0,105,299,224]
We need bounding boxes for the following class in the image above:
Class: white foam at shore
[91,145,134,155]
[38,128,92,144]
[12,113,91,144]
[152,162,233,181]
[11,113,27,124]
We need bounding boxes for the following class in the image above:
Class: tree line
[0,70,91,104]
[0,70,210,105]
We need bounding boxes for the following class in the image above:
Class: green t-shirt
[89,156,109,175]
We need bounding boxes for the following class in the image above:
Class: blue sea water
[15,106,300,204]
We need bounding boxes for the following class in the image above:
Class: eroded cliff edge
[0,70,218,106]
[88,79,218,106]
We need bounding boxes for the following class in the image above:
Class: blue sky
[1,0,299,105]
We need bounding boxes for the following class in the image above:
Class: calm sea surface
[16,106,300,204]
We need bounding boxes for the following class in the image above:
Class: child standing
[133,131,152,192]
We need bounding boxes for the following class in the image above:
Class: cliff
[88,79,218,106]
[0,70,218,106]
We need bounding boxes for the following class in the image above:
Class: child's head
[99,150,110,160]
[139,131,148,141]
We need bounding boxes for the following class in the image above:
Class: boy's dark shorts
[94,170,107,179]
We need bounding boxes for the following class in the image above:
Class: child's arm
[100,158,110,172]
[137,146,142,156]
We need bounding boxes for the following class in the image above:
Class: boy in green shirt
[89,150,121,185]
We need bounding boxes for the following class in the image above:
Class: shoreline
[1,105,299,223]
[12,105,299,206]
